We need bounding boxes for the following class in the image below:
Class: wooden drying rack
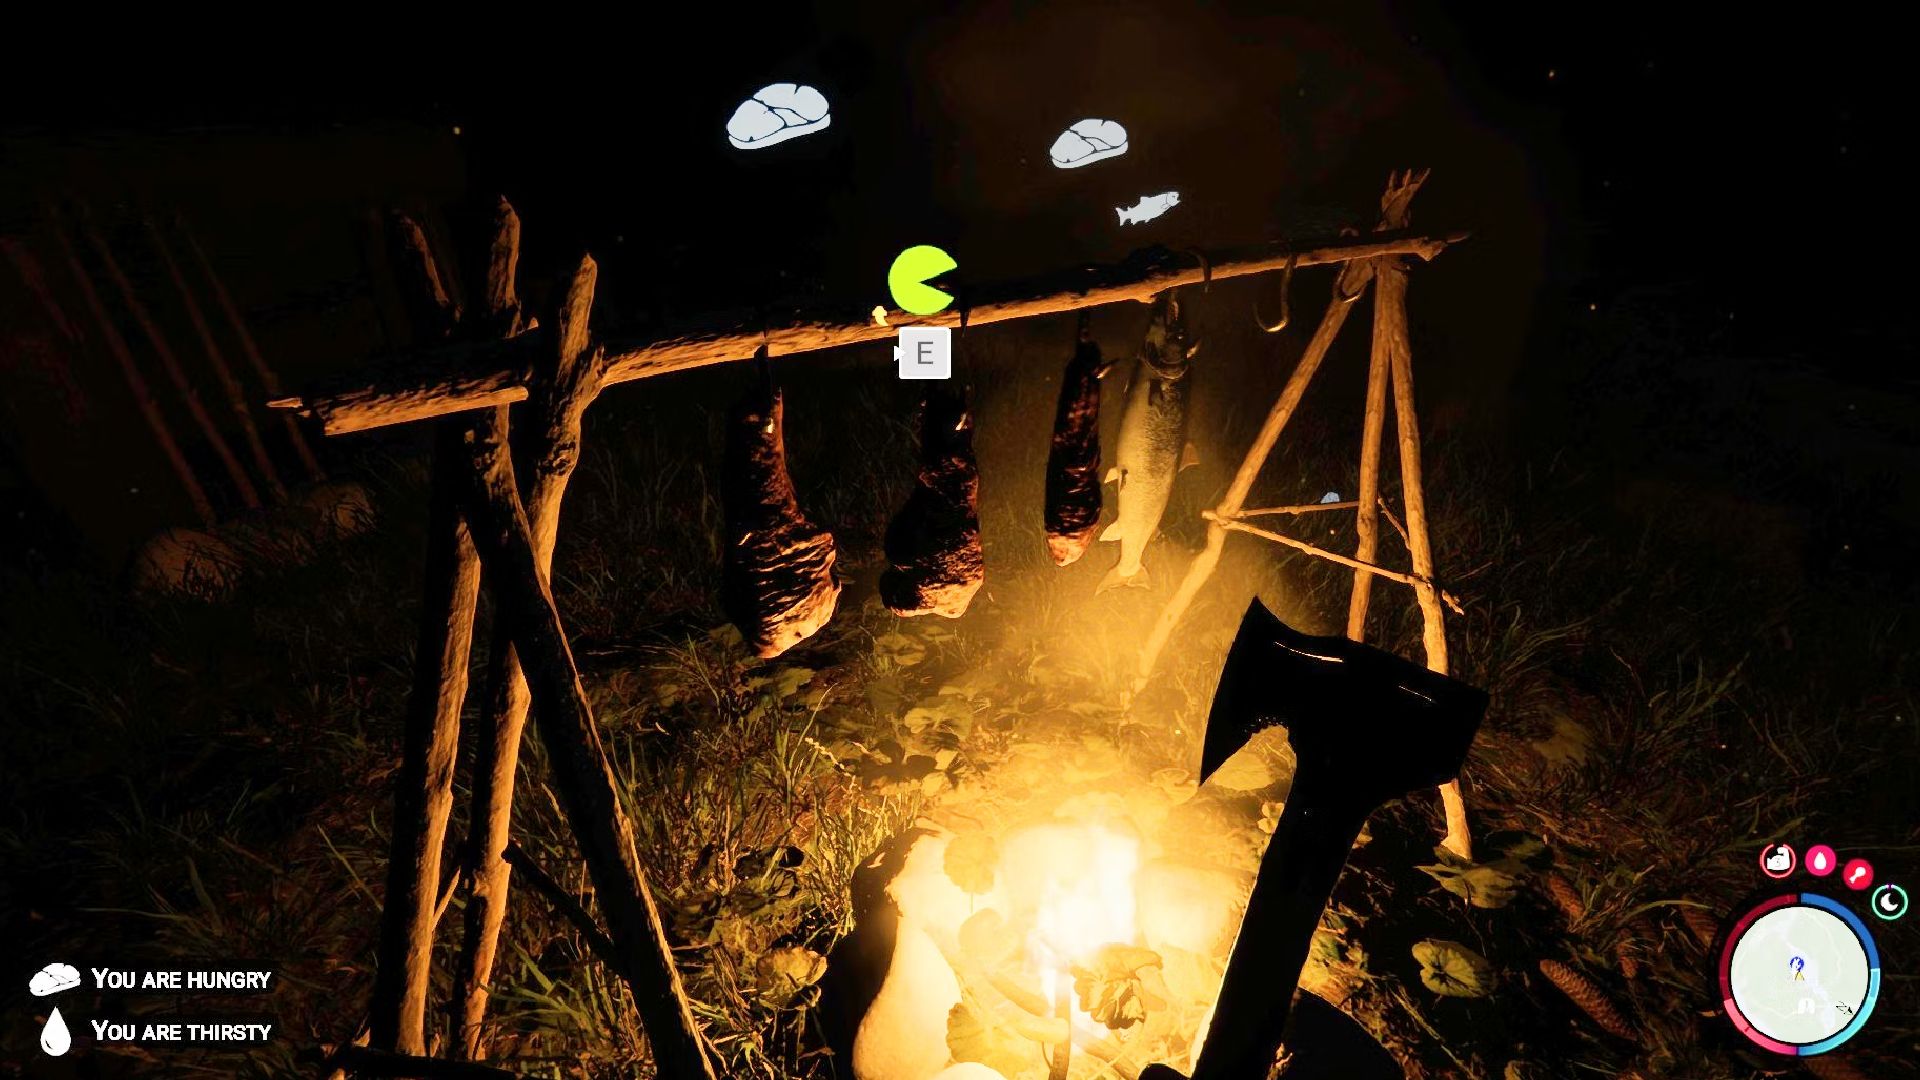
[288,171,1468,1079]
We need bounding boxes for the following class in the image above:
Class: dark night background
[1,4,1915,1077]
[2,2,1912,584]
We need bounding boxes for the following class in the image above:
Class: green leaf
[755,946,827,1007]
[1412,939,1495,998]
[1529,714,1592,767]
[747,665,815,701]
[1071,944,1166,1030]
[943,832,998,896]
[1416,853,1520,909]
[902,695,973,735]
[871,631,927,667]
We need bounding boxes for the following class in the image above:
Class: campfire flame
[1027,823,1141,1031]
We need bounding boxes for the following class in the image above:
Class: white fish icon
[1117,191,1180,226]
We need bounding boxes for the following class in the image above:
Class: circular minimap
[1721,893,1880,1055]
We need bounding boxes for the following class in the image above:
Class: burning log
[1043,312,1106,566]
[722,358,841,657]
[881,386,984,618]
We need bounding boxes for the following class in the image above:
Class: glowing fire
[1026,823,1141,1030]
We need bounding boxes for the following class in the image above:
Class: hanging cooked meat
[880,385,984,618]
[1043,313,1107,566]
[721,365,841,657]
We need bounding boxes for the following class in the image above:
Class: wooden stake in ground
[44,217,218,526]
[1376,246,1473,859]
[1345,283,1392,641]
[2,237,94,424]
[450,251,606,1060]
[457,403,716,1080]
[144,213,289,502]
[173,212,327,483]
[366,212,486,1058]
[78,209,262,509]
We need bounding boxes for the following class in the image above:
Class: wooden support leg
[1377,255,1473,860]
[368,419,483,1054]
[45,217,219,527]
[1345,279,1392,641]
[1134,262,1371,686]
[457,405,715,1080]
[145,214,289,502]
[451,254,605,1060]
[79,210,263,509]
[367,213,479,1057]
[173,212,327,483]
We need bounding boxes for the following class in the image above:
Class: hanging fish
[1043,313,1108,566]
[880,385,984,618]
[721,359,841,658]
[1098,291,1200,591]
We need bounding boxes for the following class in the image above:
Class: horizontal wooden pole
[1235,499,1360,517]
[1203,510,1463,613]
[280,229,1466,436]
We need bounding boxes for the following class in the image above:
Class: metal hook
[1253,252,1298,333]
[1180,247,1212,293]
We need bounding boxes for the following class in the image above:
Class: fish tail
[1096,562,1151,593]
[1116,207,1128,225]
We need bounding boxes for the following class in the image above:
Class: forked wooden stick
[451,245,607,1061]
[457,403,716,1080]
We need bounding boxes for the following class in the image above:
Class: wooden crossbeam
[276,229,1466,436]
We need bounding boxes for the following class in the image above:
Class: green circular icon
[1872,884,1908,921]
[887,245,958,315]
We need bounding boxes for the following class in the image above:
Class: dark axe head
[1201,599,1486,803]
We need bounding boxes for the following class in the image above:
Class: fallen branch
[501,841,624,978]
[280,230,1467,435]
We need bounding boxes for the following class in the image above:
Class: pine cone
[1538,959,1637,1041]
[1678,906,1718,950]
[1805,1054,1873,1080]
[1543,872,1585,921]
[1616,939,1641,980]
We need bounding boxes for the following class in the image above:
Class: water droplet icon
[41,1006,71,1057]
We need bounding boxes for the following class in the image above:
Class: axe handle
[1191,778,1375,1080]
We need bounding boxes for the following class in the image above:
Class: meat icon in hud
[29,963,80,997]
[726,82,833,150]
[1049,117,1129,168]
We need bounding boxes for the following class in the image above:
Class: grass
[2,309,1914,1079]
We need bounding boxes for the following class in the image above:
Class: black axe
[1144,599,1487,1080]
